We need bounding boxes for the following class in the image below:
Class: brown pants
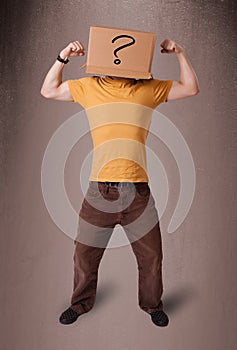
[70,181,164,315]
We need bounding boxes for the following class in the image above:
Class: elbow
[190,88,200,96]
[189,85,200,96]
[40,88,54,99]
[40,88,48,98]
[192,80,200,95]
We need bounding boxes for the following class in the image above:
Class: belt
[97,181,146,188]
[101,181,131,187]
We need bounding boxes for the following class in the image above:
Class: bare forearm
[176,50,200,94]
[40,41,85,99]
[160,38,200,98]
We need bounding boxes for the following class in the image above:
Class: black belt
[96,181,147,187]
[106,182,129,187]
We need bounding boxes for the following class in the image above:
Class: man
[41,37,199,327]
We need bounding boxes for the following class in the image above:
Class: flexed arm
[160,38,200,100]
[40,41,85,101]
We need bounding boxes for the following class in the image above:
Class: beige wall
[1,1,237,349]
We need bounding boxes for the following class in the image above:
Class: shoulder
[67,76,102,93]
[137,77,173,105]
[69,76,92,83]
[139,77,171,85]
[143,78,173,94]
[136,77,167,86]
[68,76,100,85]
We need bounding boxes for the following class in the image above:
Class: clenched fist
[59,41,85,60]
[160,38,183,54]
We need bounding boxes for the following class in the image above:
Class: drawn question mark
[112,35,136,65]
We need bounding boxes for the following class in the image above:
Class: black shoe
[150,310,169,327]
[59,307,81,325]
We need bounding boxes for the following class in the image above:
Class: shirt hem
[89,177,149,183]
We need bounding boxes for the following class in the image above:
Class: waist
[90,181,148,188]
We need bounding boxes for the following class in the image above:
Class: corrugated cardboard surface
[86,26,156,78]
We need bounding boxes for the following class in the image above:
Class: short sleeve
[67,78,87,107]
[152,79,173,106]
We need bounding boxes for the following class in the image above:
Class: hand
[59,41,85,60]
[160,38,184,54]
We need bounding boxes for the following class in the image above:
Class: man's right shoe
[150,310,169,327]
[59,307,81,325]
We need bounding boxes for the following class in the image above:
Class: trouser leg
[121,184,164,314]
[70,182,118,314]
[70,240,107,314]
[129,221,164,314]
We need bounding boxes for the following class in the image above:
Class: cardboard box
[86,26,156,79]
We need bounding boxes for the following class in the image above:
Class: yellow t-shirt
[67,75,173,183]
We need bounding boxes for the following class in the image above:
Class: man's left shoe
[59,307,81,325]
[150,310,169,327]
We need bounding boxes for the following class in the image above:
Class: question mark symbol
[112,35,136,65]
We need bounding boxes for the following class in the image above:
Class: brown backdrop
[1,1,237,349]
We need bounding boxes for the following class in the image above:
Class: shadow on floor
[163,285,198,315]
[93,282,119,311]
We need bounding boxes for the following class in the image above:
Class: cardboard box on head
[85,26,157,79]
